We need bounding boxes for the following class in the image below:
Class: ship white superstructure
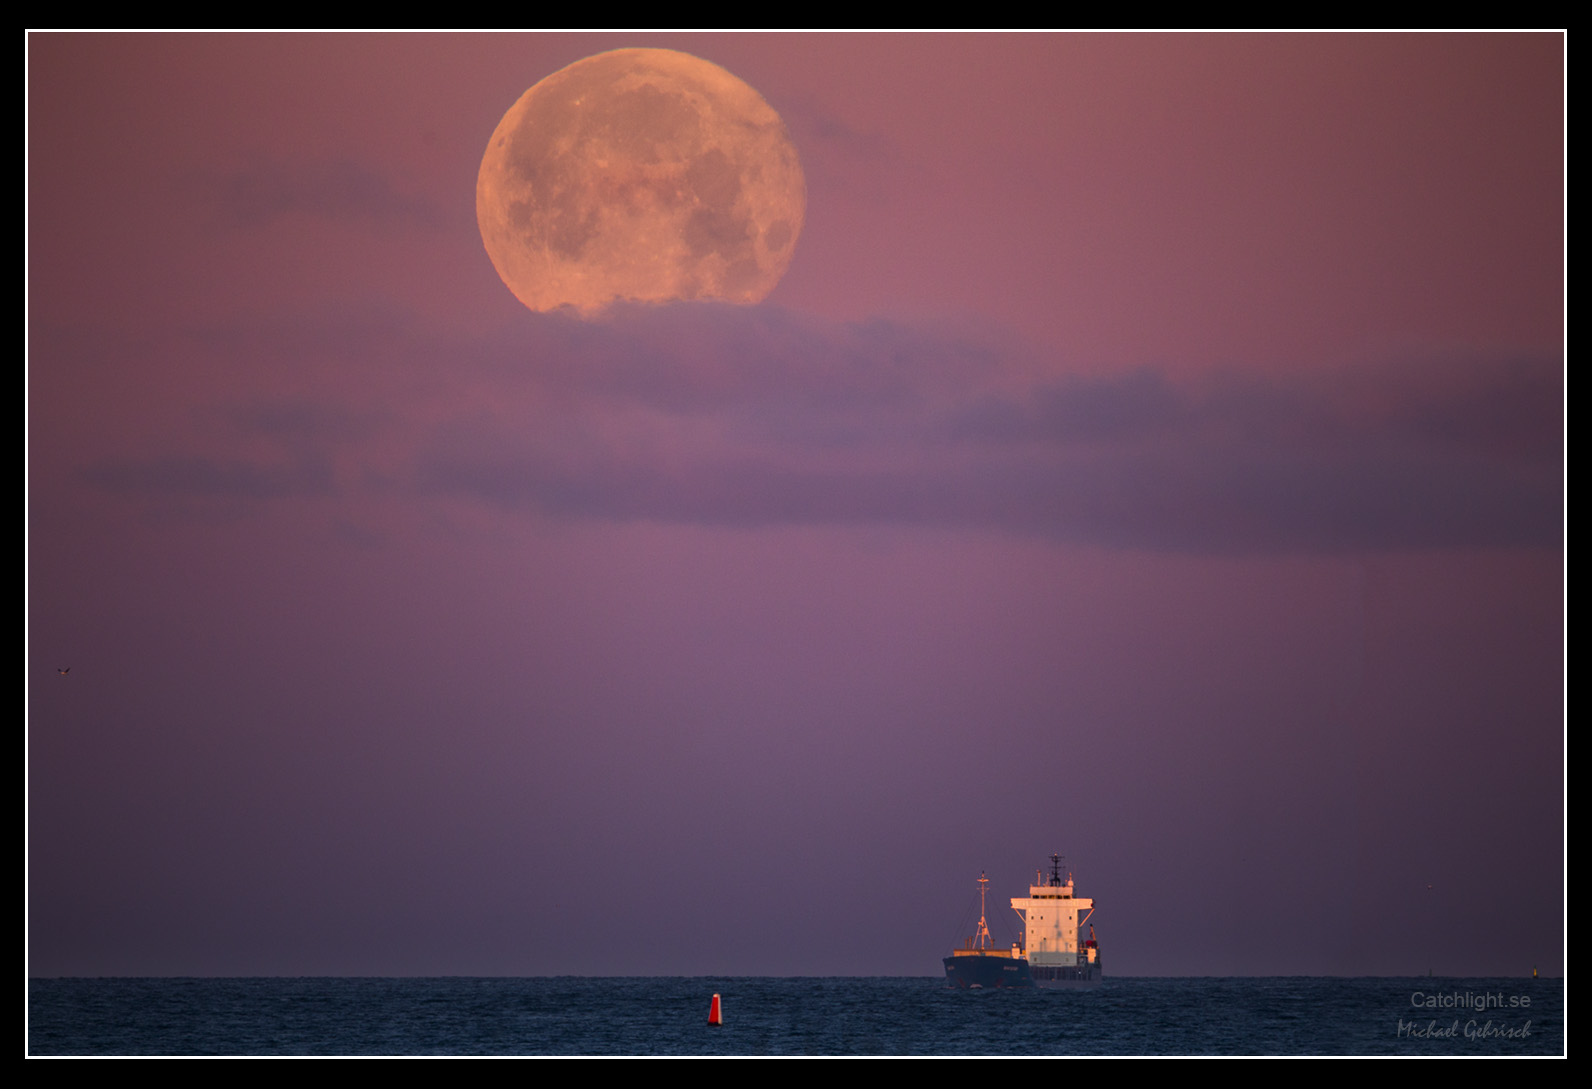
[1009,854,1102,987]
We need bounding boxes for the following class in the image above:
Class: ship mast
[973,871,994,950]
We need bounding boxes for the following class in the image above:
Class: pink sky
[29,33,1562,977]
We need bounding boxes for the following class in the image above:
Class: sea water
[27,976,1562,1056]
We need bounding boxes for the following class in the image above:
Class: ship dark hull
[943,953,1033,989]
[1030,961,1103,988]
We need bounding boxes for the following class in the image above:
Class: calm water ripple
[28,976,1563,1056]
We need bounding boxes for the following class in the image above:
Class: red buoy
[708,993,722,1025]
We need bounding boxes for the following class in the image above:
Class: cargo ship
[944,854,1103,989]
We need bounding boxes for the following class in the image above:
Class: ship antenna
[1049,853,1065,887]
[975,871,993,950]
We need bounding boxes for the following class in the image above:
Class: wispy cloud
[191,159,444,230]
[70,306,1561,554]
[84,452,334,500]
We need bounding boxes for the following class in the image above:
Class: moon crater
[477,48,806,316]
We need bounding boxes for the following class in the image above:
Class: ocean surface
[28,976,1562,1056]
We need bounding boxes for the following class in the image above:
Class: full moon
[477,48,806,316]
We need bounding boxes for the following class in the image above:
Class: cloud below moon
[64,305,1560,555]
[476,49,806,316]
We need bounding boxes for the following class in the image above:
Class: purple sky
[28,33,1562,977]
